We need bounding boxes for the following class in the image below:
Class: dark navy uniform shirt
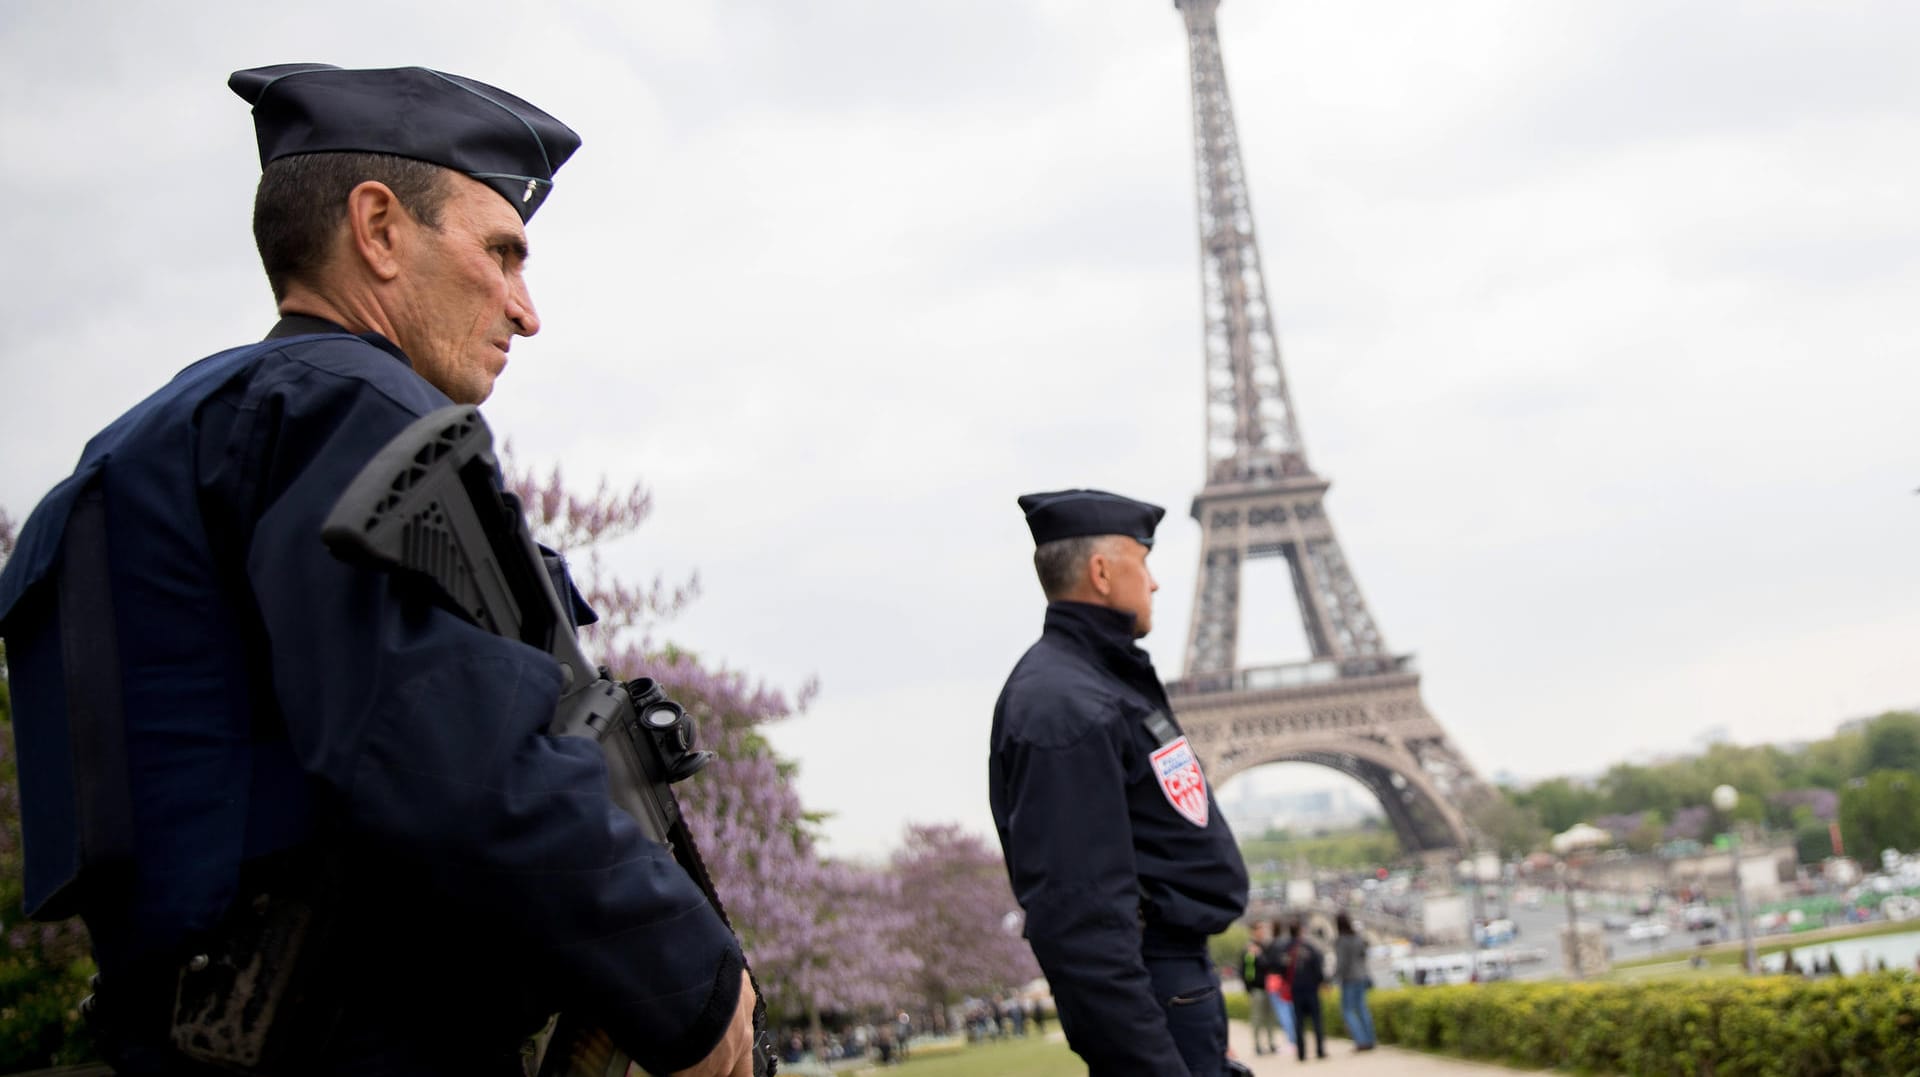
[989,601,1248,1074]
[0,320,741,1074]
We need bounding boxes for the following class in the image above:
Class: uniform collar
[1043,599,1141,648]
[1042,601,1168,704]
[265,314,413,368]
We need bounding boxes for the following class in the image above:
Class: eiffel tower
[1167,0,1485,853]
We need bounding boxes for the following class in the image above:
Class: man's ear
[1086,548,1113,598]
[344,180,407,283]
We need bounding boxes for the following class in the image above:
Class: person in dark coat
[1240,920,1280,1054]
[989,490,1250,1076]
[0,64,755,1077]
[1283,920,1329,1061]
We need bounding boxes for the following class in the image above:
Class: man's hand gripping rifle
[320,406,773,1077]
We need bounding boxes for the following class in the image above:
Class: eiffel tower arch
[1167,0,1487,854]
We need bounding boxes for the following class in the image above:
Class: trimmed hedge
[1371,974,1920,1077]
[1227,986,1349,1039]
[0,954,95,1068]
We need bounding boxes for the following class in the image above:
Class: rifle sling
[58,481,137,874]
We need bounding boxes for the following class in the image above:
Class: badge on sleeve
[1150,736,1210,828]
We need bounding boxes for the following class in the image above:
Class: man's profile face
[1100,536,1158,638]
[392,173,540,404]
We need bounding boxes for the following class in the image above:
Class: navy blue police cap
[1018,489,1166,549]
[229,63,581,222]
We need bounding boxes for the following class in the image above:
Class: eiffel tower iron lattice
[1168,0,1486,853]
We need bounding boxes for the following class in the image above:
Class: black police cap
[1018,489,1166,549]
[230,63,581,222]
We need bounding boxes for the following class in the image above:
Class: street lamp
[1459,854,1490,980]
[1557,860,1581,979]
[1712,784,1760,975]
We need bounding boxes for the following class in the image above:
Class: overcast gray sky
[4,1,1917,860]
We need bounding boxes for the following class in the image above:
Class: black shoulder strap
[58,482,135,872]
[1142,709,1180,747]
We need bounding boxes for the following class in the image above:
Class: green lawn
[885,1035,1082,1077]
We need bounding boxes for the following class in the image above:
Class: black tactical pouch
[171,857,342,1073]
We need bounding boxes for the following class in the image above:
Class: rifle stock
[321,405,772,1076]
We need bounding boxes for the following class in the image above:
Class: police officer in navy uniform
[989,490,1249,1076]
[0,65,755,1076]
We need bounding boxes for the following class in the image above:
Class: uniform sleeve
[998,716,1190,1075]
[236,351,741,1075]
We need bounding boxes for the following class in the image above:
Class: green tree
[1470,790,1546,858]
[1208,921,1250,974]
[1513,777,1601,834]
[1599,763,1682,818]
[1705,787,1767,838]
[1792,729,1864,789]
[1839,770,1920,859]
[1694,743,1783,805]
[1862,712,1920,774]
[1238,828,1400,872]
[1790,806,1836,866]
[1625,810,1667,854]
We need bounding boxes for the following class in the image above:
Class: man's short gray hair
[251,151,452,302]
[1033,535,1102,599]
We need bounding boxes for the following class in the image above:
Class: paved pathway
[1228,1021,1563,1075]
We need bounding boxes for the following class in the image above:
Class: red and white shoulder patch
[1150,735,1210,828]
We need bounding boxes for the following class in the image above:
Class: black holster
[166,855,343,1074]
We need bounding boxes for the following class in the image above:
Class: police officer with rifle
[0,64,762,1076]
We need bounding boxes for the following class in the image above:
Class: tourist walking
[1261,921,1298,1049]
[1284,921,1329,1061]
[1334,913,1378,1051]
[1241,921,1280,1054]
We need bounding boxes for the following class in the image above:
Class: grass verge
[879,1034,1082,1077]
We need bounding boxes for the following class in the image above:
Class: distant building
[1222,782,1383,837]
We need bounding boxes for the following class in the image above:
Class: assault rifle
[320,405,772,1077]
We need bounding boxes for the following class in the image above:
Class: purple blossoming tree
[500,449,697,651]
[888,823,1039,1028]
[506,459,915,1036]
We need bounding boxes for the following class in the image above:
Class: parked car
[1391,952,1485,986]
[1601,914,1632,932]
[1626,920,1670,941]
[1681,905,1722,931]
[1882,895,1920,922]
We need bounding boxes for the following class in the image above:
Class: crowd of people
[1771,947,1896,977]
[1239,913,1378,1060]
[775,996,1055,1068]
[778,1014,913,1068]
[958,995,1049,1042]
